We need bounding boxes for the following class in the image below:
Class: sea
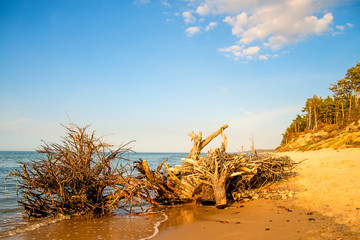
[0,151,187,239]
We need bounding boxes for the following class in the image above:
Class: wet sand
[2,213,164,240]
[4,200,357,240]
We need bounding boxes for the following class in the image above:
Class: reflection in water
[159,204,218,231]
[3,204,219,240]
[4,213,166,240]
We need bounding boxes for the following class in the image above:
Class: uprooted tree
[9,123,295,217]
[8,124,158,217]
[135,124,295,208]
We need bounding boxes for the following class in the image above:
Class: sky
[1,0,360,152]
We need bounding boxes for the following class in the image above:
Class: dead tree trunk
[213,181,227,208]
[211,154,230,208]
[201,184,215,204]
[187,124,228,160]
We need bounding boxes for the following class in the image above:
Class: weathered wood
[165,163,181,187]
[212,155,230,208]
[142,160,155,183]
[157,158,168,172]
[213,181,227,208]
[200,124,228,150]
[10,123,297,218]
[200,184,215,205]
[220,130,228,152]
[135,126,295,208]
[250,134,258,157]
[187,124,228,160]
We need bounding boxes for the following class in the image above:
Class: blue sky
[1,0,360,152]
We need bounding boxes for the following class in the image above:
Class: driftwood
[10,123,295,217]
[8,124,157,217]
[187,124,228,160]
[136,125,295,208]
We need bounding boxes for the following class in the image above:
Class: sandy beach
[278,148,360,234]
[155,148,360,239]
[156,200,357,240]
[3,148,360,240]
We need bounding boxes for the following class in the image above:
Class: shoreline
[2,148,360,239]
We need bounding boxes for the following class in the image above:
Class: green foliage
[280,61,360,147]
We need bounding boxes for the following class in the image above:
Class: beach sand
[278,148,360,234]
[3,148,360,239]
[156,200,356,240]
[155,148,360,239]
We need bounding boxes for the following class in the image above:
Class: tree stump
[201,184,215,205]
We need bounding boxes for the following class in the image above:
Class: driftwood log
[136,125,295,208]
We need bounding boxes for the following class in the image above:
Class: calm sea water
[0,151,186,238]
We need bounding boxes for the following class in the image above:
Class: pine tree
[280,61,360,147]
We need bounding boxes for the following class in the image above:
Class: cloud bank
[182,0,342,61]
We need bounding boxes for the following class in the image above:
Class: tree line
[281,62,360,145]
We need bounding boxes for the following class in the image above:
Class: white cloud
[333,22,354,35]
[185,26,201,36]
[161,0,171,7]
[264,36,287,51]
[196,0,257,15]
[183,11,196,23]
[196,4,211,15]
[218,45,260,60]
[336,25,345,31]
[205,21,218,31]
[295,13,333,35]
[218,45,243,57]
[185,0,336,60]
[227,3,333,48]
[223,12,248,36]
[243,46,260,55]
[259,55,268,60]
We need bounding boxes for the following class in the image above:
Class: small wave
[0,207,22,214]
[0,215,70,238]
[139,212,168,240]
